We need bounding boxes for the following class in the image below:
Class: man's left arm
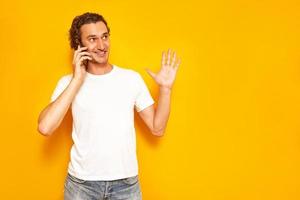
[138,49,180,137]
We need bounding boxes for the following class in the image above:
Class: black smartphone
[77,39,89,68]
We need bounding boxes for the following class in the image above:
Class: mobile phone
[77,40,89,68]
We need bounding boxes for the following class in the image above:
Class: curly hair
[69,12,110,50]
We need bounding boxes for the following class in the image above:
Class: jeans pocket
[122,175,139,185]
[67,173,87,184]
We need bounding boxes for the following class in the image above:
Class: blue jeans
[64,173,142,200]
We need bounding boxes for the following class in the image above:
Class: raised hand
[146,49,180,90]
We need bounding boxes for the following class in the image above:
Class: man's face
[80,21,110,65]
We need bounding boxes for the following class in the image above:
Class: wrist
[72,76,84,85]
[159,86,172,94]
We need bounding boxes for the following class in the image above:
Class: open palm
[146,49,181,89]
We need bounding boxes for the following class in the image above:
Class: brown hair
[69,12,110,50]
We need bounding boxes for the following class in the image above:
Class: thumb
[145,68,156,79]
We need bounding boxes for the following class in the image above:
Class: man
[37,12,180,200]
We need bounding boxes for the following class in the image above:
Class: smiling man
[37,12,180,200]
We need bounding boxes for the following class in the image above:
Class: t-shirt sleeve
[50,75,72,103]
[134,73,155,112]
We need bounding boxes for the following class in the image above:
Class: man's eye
[89,38,95,42]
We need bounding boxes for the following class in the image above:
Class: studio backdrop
[1,0,300,199]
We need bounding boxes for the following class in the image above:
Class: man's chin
[91,58,108,65]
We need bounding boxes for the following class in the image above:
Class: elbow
[37,122,53,137]
[151,128,165,137]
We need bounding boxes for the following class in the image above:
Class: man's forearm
[153,87,172,135]
[38,78,83,136]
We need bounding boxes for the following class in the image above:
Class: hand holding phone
[72,44,92,81]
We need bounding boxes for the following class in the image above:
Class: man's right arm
[37,77,83,136]
[38,45,91,136]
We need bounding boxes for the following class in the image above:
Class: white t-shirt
[50,65,154,181]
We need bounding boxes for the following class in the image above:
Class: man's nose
[97,39,105,50]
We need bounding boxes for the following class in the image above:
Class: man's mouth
[94,51,107,57]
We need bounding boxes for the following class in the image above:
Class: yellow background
[1,0,300,199]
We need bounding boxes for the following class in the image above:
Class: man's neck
[87,62,113,75]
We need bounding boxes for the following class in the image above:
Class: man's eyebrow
[87,32,109,38]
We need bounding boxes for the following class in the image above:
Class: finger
[145,68,156,79]
[171,51,176,67]
[161,51,166,66]
[74,46,88,61]
[76,52,92,63]
[174,58,181,71]
[78,57,92,68]
[79,46,88,51]
[77,46,88,53]
[79,56,92,64]
[78,51,92,57]
[80,56,92,61]
[167,49,171,66]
